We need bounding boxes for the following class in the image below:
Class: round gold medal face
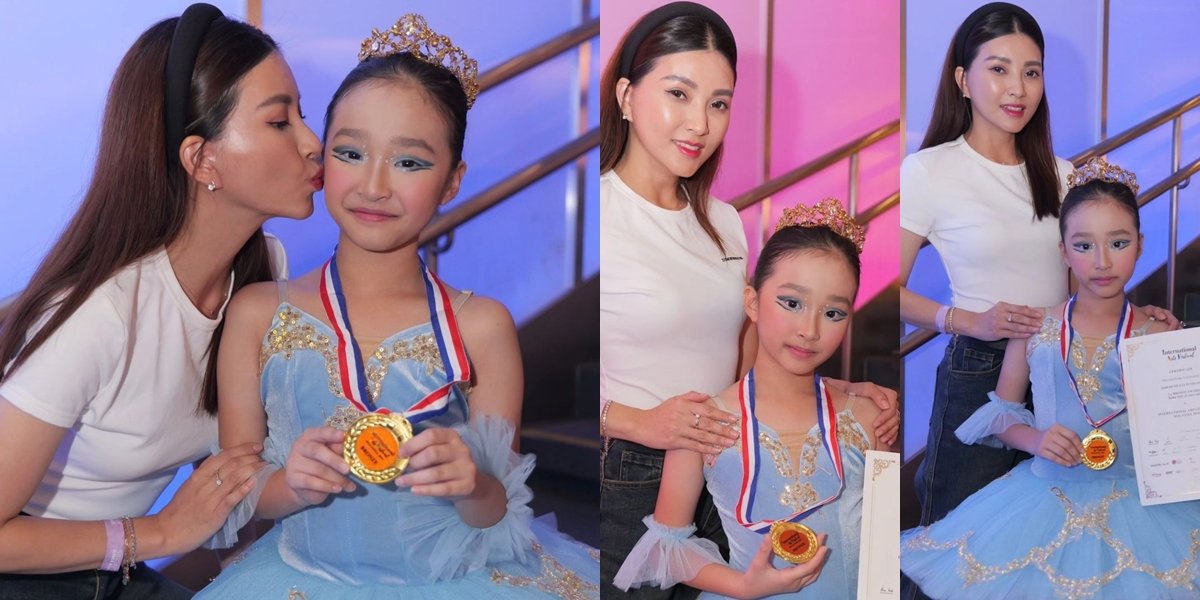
[769,521,819,563]
[344,412,413,483]
[1080,429,1116,470]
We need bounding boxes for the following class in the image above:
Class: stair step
[522,418,599,482]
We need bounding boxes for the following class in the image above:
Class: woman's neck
[613,142,686,210]
[167,198,263,316]
[964,125,1021,165]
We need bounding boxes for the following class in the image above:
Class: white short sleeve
[1,291,127,428]
[899,154,935,237]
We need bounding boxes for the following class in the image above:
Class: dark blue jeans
[902,335,1032,600]
[0,564,193,600]
[600,438,728,599]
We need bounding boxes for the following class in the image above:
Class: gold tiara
[1067,157,1139,196]
[775,198,866,254]
[359,14,480,109]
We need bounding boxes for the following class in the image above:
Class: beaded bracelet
[120,516,138,585]
[600,399,613,473]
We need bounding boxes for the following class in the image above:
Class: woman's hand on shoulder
[1138,305,1180,333]
[825,379,897,448]
[967,302,1043,341]
[641,391,741,454]
[738,533,831,599]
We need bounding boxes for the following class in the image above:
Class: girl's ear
[744,285,759,323]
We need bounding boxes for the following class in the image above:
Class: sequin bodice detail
[702,409,871,597]
[258,303,470,583]
[1025,314,1145,481]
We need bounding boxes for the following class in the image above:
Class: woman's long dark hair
[600,13,737,253]
[0,16,278,416]
[922,5,1060,220]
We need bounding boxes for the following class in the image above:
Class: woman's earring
[207,181,217,192]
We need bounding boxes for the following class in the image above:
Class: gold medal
[343,412,414,483]
[1080,428,1116,470]
[769,521,819,563]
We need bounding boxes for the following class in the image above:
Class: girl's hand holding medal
[285,426,357,507]
[1035,424,1083,467]
[394,427,478,498]
[740,532,830,598]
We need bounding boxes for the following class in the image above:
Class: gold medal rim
[769,522,819,564]
[343,412,414,483]
[1080,429,1116,471]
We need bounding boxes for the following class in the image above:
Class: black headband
[617,1,735,79]
[953,2,1041,67]
[165,2,224,164]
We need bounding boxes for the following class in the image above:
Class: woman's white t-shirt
[1,249,225,520]
[600,170,749,411]
[900,136,1073,313]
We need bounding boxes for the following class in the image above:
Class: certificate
[857,450,900,599]
[1120,327,1200,506]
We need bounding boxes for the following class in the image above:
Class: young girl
[900,158,1200,599]
[196,14,599,599]
[600,4,899,593]
[613,199,887,599]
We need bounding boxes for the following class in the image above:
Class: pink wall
[600,0,901,308]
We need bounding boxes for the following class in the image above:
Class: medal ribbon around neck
[734,369,844,533]
[319,250,471,421]
[1059,295,1133,429]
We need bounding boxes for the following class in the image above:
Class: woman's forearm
[0,513,175,574]
[901,286,979,337]
[604,401,649,445]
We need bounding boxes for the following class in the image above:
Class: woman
[0,4,321,596]
[600,2,899,597]
[899,0,1174,559]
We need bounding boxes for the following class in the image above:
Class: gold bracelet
[120,516,138,585]
[946,307,957,335]
[600,399,613,475]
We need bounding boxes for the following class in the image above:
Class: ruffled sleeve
[396,414,538,582]
[203,437,284,549]
[612,515,726,591]
[955,391,1034,448]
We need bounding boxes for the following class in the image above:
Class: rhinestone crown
[359,14,480,109]
[775,198,866,254]
[1067,157,1139,196]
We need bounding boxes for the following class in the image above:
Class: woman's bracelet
[120,516,138,585]
[600,399,612,440]
[935,305,950,333]
[600,399,614,473]
[100,518,124,571]
[946,306,958,335]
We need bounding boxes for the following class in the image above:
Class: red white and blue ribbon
[733,369,844,534]
[320,250,471,422]
[1059,295,1133,429]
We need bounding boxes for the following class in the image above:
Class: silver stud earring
[207,181,217,192]
[622,113,630,121]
